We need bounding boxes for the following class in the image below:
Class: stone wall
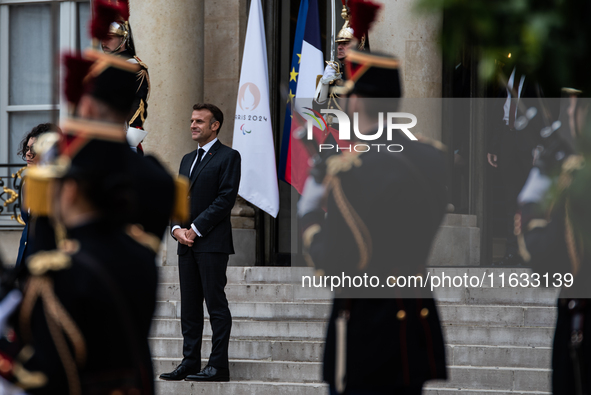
[129,0,205,172]
[370,0,442,140]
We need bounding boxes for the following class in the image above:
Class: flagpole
[330,0,336,62]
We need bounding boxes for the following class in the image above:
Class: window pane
[77,2,91,51]
[9,5,56,105]
[9,111,58,165]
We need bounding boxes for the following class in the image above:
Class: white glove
[298,176,327,217]
[126,126,148,148]
[0,290,22,333]
[320,63,341,84]
[518,167,552,205]
[0,376,28,395]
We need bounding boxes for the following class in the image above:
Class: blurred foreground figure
[298,2,448,393]
[517,90,591,395]
[0,52,184,395]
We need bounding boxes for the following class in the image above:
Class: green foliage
[415,0,591,96]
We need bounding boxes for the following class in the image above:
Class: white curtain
[9,111,56,164]
[77,2,91,51]
[9,4,54,106]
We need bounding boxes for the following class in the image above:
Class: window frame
[0,0,89,164]
[0,0,88,228]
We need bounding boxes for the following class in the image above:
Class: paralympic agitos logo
[302,108,418,153]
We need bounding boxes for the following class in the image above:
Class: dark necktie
[190,148,205,177]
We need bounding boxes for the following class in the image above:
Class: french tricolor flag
[278,0,325,193]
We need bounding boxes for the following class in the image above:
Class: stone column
[371,0,442,141]
[202,0,246,147]
[129,0,205,173]
[202,0,255,266]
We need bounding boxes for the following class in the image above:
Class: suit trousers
[178,250,232,369]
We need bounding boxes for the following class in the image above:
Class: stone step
[151,320,553,346]
[150,319,327,340]
[158,268,560,306]
[443,325,554,348]
[157,283,332,303]
[157,282,558,305]
[158,266,315,284]
[158,267,538,287]
[155,380,328,395]
[155,381,551,395]
[151,304,553,323]
[150,338,324,362]
[437,305,556,328]
[425,366,551,393]
[155,361,549,393]
[153,358,322,383]
[154,301,332,320]
[434,287,559,306]
[425,389,550,395]
[151,340,551,370]
[446,345,551,369]
[154,301,554,328]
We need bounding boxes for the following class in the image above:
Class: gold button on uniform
[420,308,429,318]
[397,310,406,320]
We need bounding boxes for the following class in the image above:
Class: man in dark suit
[160,103,241,382]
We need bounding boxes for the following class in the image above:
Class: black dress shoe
[185,365,230,382]
[159,364,200,381]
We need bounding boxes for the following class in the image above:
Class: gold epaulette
[326,152,363,177]
[172,176,190,223]
[27,251,72,276]
[302,224,322,268]
[133,56,148,70]
[133,56,150,101]
[558,155,585,190]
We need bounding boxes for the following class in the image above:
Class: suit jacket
[173,140,241,255]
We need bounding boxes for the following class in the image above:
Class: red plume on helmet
[348,0,382,41]
[63,54,94,106]
[90,0,128,40]
[117,0,130,21]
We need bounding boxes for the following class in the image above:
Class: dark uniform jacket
[303,131,448,391]
[27,142,174,251]
[16,220,158,395]
[118,49,149,129]
[126,149,176,241]
[520,202,591,395]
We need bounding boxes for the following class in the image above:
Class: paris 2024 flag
[232,0,279,217]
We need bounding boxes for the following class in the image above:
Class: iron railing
[0,164,26,228]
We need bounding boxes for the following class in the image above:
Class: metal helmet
[107,20,131,53]
[335,5,354,43]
